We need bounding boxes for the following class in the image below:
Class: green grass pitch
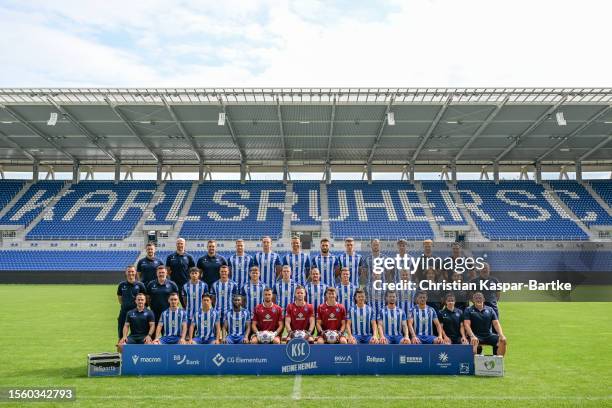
[0,285,611,408]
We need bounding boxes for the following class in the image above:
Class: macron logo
[132,355,139,365]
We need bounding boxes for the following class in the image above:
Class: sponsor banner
[475,355,504,377]
[122,343,474,376]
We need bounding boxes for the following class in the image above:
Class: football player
[117,293,154,352]
[316,287,347,344]
[250,288,283,344]
[463,292,507,356]
[408,291,444,344]
[347,289,378,344]
[224,294,251,344]
[284,286,315,343]
[153,293,188,344]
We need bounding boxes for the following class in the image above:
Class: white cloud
[0,0,611,87]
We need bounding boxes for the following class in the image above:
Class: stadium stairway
[541,181,595,239]
[320,182,331,239]
[583,181,612,215]
[282,182,294,239]
[168,181,198,240]
[0,181,31,219]
[128,182,166,239]
[413,181,442,240]
[19,181,72,238]
[445,182,487,241]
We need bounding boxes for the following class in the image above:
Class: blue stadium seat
[145,181,193,226]
[327,181,434,240]
[590,180,612,208]
[0,250,139,271]
[26,181,156,240]
[0,181,65,226]
[0,180,26,213]
[548,180,612,227]
[291,181,322,226]
[420,181,468,226]
[179,181,286,240]
[457,181,588,240]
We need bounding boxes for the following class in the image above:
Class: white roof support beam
[411,95,453,163]
[1,104,76,161]
[104,97,161,162]
[160,96,203,163]
[47,97,117,163]
[325,96,337,165]
[366,93,396,164]
[0,130,36,162]
[579,134,612,162]
[536,105,612,162]
[218,97,246,163]
[494,96,568,163]
[454,96,510,162]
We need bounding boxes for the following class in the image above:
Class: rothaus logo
[366,356,385,363]
[131,355,162,365]
[286,338,310,363]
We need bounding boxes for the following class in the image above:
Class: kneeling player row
[118,287,507,356]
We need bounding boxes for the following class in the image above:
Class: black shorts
[127,334,147,344]
[449,336,462,344]
[476,334,499,346]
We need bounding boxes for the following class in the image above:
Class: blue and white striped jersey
[283,252,311,285]
[194,308,219,339]
[228,254,254,290]
[305,282,327,316]
[241,281,266,314]
[349,304,376,336]
[225,308,251,336]
[254,252,282,288]
[182,281,208,320]
[311,254,339,286]
[336,282,357,313]
[211,279,238,314]
[274,280,297,311]
[337,253,364,286]
[159,308,187,337]
[411,305,438,336]
[377,306,406,337]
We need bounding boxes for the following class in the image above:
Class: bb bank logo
[173,354,200,366]
[286,338,310,363]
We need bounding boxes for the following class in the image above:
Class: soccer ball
[292,330,308,339]
[324,330,340,344]
[257,331,275,344]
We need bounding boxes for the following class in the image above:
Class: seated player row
[117,281,507,356]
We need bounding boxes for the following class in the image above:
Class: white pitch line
[79,395,612,401]
[292,375,302,400]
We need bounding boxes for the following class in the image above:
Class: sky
[1,0,611,88]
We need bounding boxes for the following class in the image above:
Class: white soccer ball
[257,331,275,344]
[292,330,308,339]
[324,330,340,344]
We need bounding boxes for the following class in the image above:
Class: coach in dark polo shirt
[136,242,164,287]
[165,238,196,300]
[468,262,501,318]
[197,240,227,288]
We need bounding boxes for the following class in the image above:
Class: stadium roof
[0,88,611,168]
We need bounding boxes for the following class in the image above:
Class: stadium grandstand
[0,88,610,283]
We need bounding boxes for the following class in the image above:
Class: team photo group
[116,236,507,356]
